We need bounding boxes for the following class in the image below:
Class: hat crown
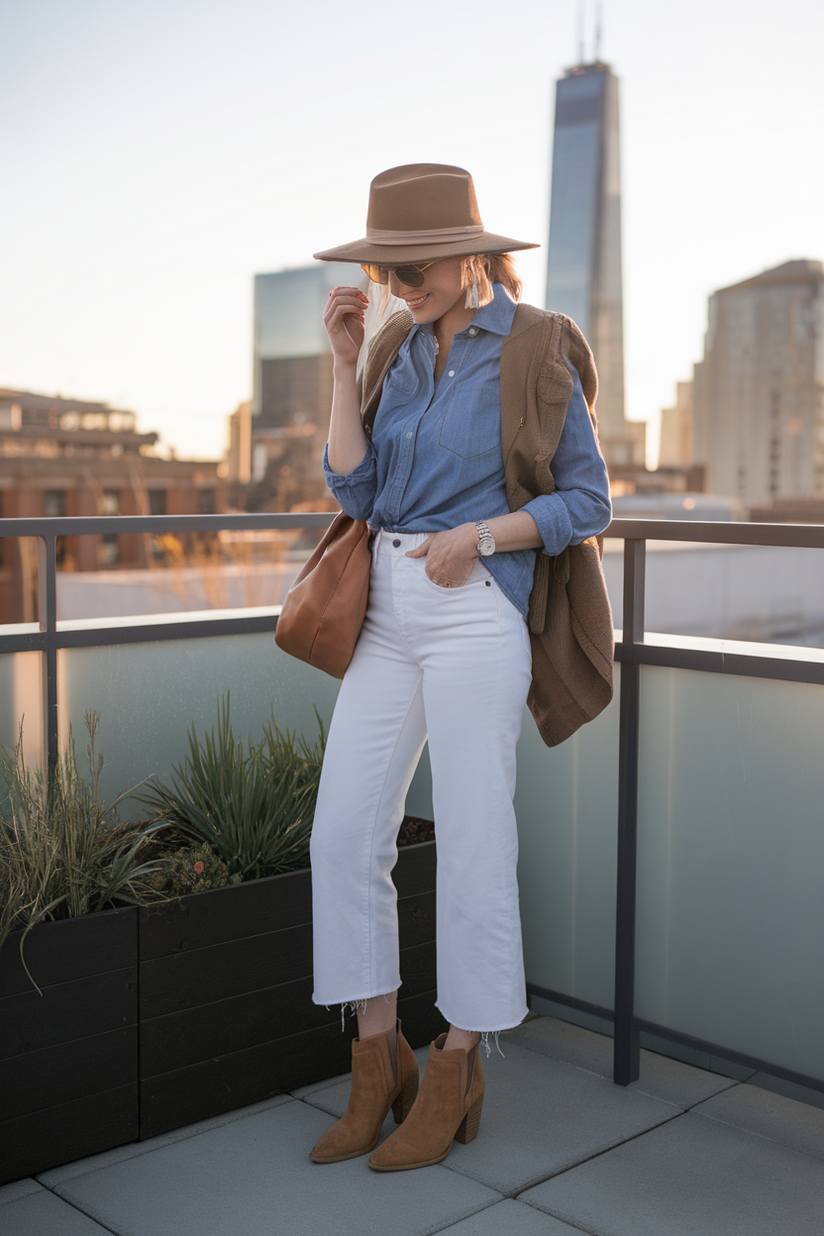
[312,162,537,264]
[366,164,483,234]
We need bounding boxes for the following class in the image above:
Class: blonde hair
[461,254,522,307]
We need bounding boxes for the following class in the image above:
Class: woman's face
[387,258,465,326]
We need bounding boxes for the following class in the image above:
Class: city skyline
[1,0,822,466]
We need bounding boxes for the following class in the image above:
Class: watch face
[478,539,495,557]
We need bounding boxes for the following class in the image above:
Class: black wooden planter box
[0,906,139,1184]
[0,840,440,1179]
[138,839,442,1139]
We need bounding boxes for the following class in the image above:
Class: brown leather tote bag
[274,513,371,679]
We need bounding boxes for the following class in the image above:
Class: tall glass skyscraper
[253,264,357,427]
[546,62,630,456]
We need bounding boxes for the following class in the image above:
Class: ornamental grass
[0,711,168,986]
[136,694,326,883]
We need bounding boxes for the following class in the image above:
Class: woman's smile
[388,258,473,332]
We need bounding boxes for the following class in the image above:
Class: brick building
[0,389,227,623]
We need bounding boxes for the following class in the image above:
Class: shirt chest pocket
[438,377,502,460]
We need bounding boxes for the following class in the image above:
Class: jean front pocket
[420,558,490,594]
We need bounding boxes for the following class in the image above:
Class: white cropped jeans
[310,530,533,1032]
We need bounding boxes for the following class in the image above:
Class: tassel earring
[465,269,480,310]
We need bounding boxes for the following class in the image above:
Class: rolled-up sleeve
[323,442,379,522]
[521,368,612,556]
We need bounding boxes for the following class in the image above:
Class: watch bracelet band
[474,520,495,556]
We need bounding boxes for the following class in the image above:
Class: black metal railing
[0,513,334,770]
[579,518,823,1096]
[3,512,824,1098]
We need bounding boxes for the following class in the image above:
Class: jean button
[392,538,401,548]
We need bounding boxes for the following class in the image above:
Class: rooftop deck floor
[2,1015,823,1235]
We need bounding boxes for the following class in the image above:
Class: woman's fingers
[323,287,369,360]
[328,306,365,350]
[324,286,369,322]
[406,526,477,587]
[404,536,432,559]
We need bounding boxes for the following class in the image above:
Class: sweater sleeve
[520,367,612,555]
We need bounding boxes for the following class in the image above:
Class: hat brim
[313,230,539,264]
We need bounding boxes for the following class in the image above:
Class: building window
[43,489,67,518]
[102,489,120,516]
[199,489,216,514]
[99,534,120,566]
[148,490,167,516]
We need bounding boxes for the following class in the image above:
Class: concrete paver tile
[506,1017,737,1109]
[436,1197,587,1233]
[748,1071,824,1113]
[38,1095,294,1185]
[503,1017,614,1074]
[0,1178,42,1205]
[521,1109,824,1236]
[693,1082,824,1162]
[49,1099,501,1236]
[437,1041,678,1196]
[0,1185,115,1235]
[290,1070,350,1100]
[630,1054,738,1109]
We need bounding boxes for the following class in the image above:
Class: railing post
[614,537,645,1084]
[37,534,59,772]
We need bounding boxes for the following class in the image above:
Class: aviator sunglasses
[360,260,438,289]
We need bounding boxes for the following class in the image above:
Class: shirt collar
[409,283,517,343]
[465,283,518,336]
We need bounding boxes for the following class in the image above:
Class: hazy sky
[2,0,822,464]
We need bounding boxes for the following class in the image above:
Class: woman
[307,164,613,1172]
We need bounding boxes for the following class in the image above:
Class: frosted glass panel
[636,665,824,1081]
[57,635,433,822]
[0,651,44,767]
[517,669,620,1010]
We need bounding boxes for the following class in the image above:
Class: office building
[546,61,643,469]
[692,260,824,503]
[659,380,694,468]
[250,264,365,509]
[253,264,363,431]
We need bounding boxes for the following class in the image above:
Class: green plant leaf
[0,713,173,981]
[136,696,325,881]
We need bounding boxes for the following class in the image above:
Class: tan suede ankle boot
[368,1032,485,1171]
[310,1020,419,1163]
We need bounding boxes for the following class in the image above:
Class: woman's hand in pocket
[406,524,478,588]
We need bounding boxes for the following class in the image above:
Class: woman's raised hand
[323,286,370,368]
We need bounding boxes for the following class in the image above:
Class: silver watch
[474,520,496,557]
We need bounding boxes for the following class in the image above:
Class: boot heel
[391,1071,419,1124]
[454,1093,483,1145]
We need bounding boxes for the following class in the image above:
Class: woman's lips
[406,293,429,309]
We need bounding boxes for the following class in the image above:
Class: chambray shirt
[324,284,611,617]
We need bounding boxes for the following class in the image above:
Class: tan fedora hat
[313,163,538,265]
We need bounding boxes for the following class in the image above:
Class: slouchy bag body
[274,512,371,679]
